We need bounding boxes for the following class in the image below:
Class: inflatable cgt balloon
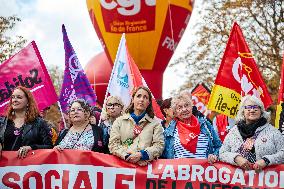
[85,52,112,105]
[86,0,193,99]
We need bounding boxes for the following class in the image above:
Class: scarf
[237,117,267,140]
[130,112,147,136]
[130,112,146,124]
[176,115,201,153]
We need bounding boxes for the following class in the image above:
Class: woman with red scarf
[162,91,222,163]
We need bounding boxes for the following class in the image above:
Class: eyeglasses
[176,103,192,112]
[106,103,121,108]
[244,105,260,110]
[70,108,84,113]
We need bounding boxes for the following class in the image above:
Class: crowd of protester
[0,86,284,171]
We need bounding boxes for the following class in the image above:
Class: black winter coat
[0,116,53,150]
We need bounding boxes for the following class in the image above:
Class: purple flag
[59,24,96,113]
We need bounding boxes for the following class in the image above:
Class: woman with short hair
[99,95,124,153]
[219,95,284,172]
[162,90,222,163]
[54,99,104,152]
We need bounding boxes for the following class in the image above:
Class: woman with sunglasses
[99,96,124,153]
[219,95,284,172]
[54,99,104,152]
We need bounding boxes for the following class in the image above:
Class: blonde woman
[99,96,124,153]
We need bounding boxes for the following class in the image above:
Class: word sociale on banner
[1,150,284,189]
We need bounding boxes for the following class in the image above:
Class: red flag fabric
[275,53,284,129]
[208,22,272,118]
[0,41,58,115]
[191,83,211,115]
[125,38,164,119]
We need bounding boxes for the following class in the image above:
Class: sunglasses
[106,103,121,108]
[244,105,260,110]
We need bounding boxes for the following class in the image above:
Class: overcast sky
[1,0,200,98]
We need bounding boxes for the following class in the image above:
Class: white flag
[107,34,133,107]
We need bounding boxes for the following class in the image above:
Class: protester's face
[164,107,174,119]
[11,89,28,111]
[175,100,192,121]
[133,89,150,114]
[69,102,86,123]
[243,100,261,124]
[89,115,97,125]
[106,98,123,118]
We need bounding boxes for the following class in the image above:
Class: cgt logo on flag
[232,57,264,98]
[117,60,129,88]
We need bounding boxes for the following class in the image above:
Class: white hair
[235,95,270,123]
[171,90,192,114]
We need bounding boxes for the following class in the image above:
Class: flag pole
[57,101,67,129]
[98,33,126,125]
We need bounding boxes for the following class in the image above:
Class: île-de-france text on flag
[275,53,284,132]
[191,83,211,116]
[59,25,97,113]
[107,34,164,119]
[207,22,272,118]
[0,41,58,115]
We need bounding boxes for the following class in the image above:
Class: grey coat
[219,123,284,166]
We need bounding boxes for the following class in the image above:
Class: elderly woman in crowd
[108,86,164,166]
[0,86,53,159]
[54,99,104,152]
[219,95,284,172]
[99,96,124,153]
[162,91,222,163]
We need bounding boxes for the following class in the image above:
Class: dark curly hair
[160,98,172,117]
[68,99,91,118]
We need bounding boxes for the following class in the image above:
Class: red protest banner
[1,150,283,189]
[0,41,58,115]
[208,22,272,118]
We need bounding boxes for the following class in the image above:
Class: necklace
[14,128,21,136]
[71,124,89,149]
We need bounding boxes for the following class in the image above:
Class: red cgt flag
[191,83,211,115]
[208,22,272,118]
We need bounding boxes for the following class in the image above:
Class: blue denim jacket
[161,116,222,159]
